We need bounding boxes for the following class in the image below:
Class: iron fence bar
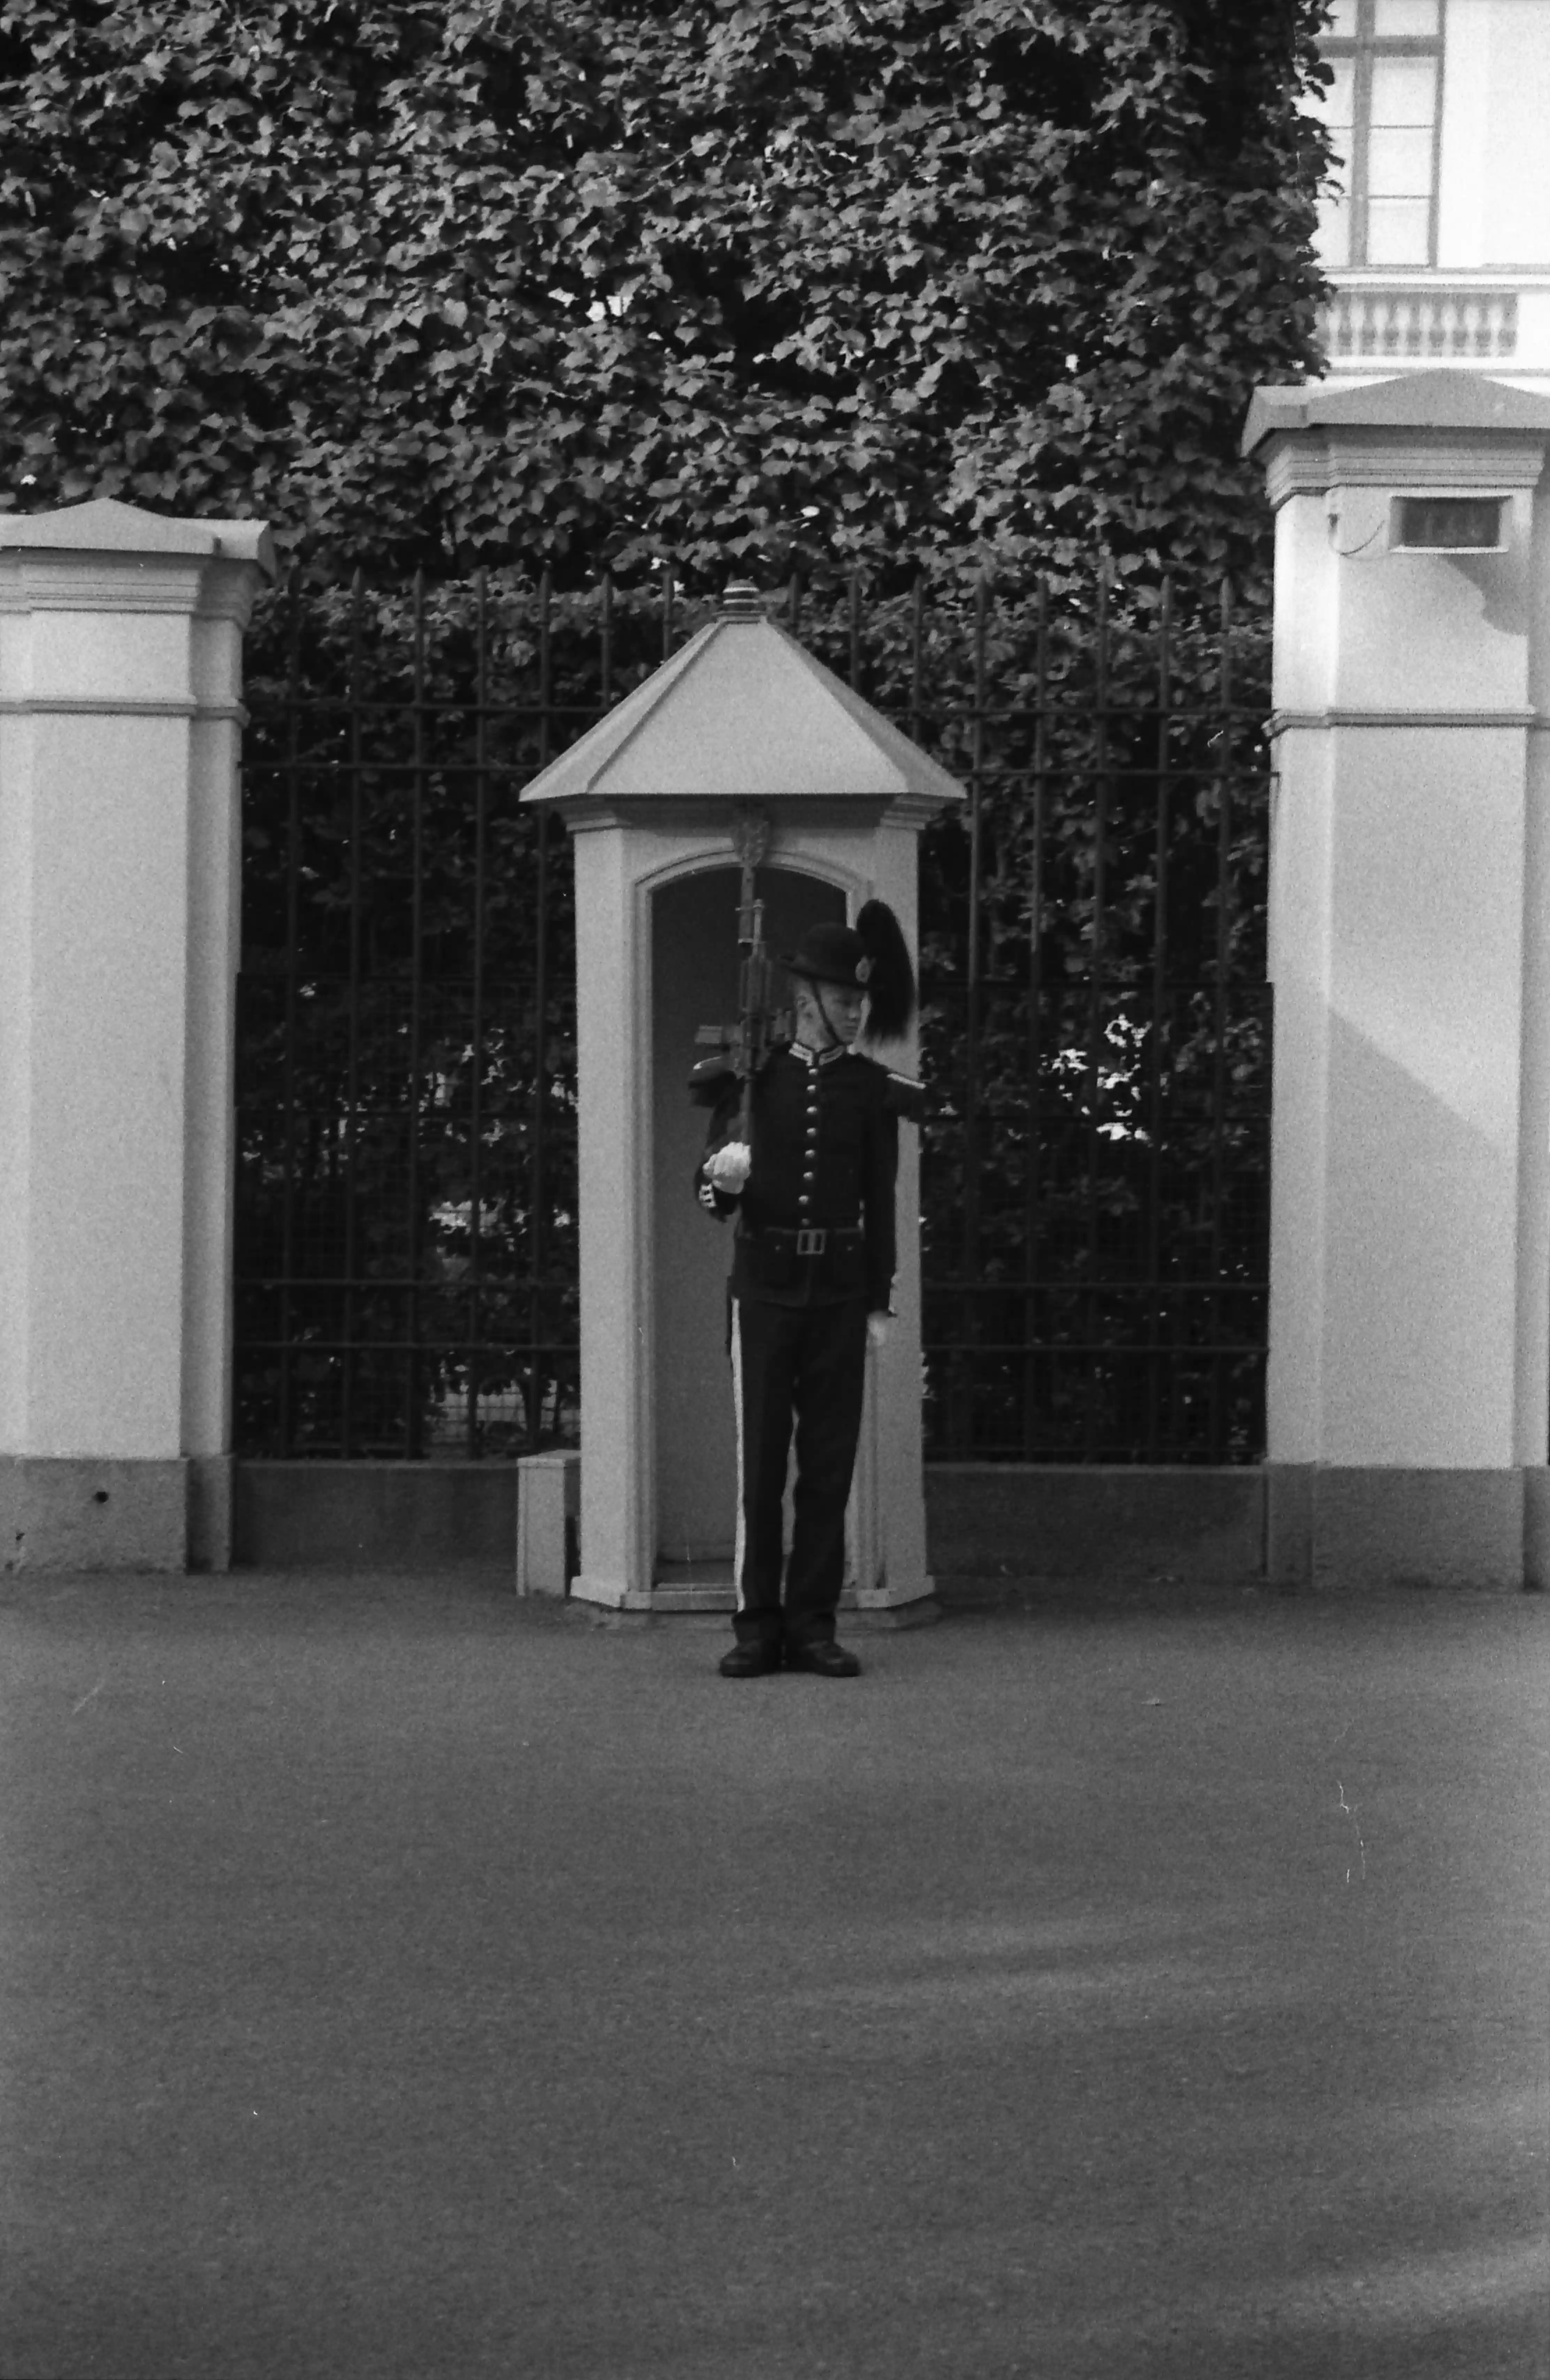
[600,570,614,710]
[467,569,489,1457]
[910,577,924,750]
[922,1339,1265,1356]
[923,1279,1267,1296]
[342,569,367,1456]
[239,1337,577,1353]
[242,1277,568,1295]
[1210,578,1235,1460]
[403,571,428,1455]
[1023,579,1049,1459]
[264,693,1266,724]
[1145,577,1174,1462]
[961,575,987,1276]
[662,563,675,661]
[849,567,862,693]
[955,575,989,1453]
[1085,567,1110,1459]
[788,571,801,635]
[529,568,554,1452]
[277,576,304,1456]
[250,735,1265,771]
[252,1272,1268,1295]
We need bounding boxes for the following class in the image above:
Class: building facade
[1308,0,1550,382]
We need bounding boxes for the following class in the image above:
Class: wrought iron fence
[236,567,1270,1465]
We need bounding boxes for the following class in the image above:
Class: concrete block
[1310,1466,1524,1591]
[926,1465,1267,1581]
[233,1461,517,1568]
[516,1452,581,1597]
[0,1456,188,1571]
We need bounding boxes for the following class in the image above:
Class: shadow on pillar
[650,865,844,1604]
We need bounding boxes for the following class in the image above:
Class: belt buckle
[796,1227,826,1257]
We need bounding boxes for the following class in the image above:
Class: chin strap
[796,977,842,1052]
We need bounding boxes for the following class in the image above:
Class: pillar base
[0,1456,191,1572]
[571,1574,656,1612]
[188,1456,233,1573]
[1266,1463,1533,1590]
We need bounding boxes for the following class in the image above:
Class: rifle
[693,805,786,1135]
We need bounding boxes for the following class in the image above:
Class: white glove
[867,1313,892,1351]
[707,1141,752,1193]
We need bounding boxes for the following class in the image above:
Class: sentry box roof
[519,584,966,812]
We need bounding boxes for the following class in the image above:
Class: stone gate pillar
[1244,372,1550,1588]
[0,498,275,1570]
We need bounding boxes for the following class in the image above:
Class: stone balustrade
[1322,284,1519,363]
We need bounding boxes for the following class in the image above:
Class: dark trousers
[729,1293,868,1647]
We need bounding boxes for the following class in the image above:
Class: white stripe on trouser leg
[730,1296,747,1613]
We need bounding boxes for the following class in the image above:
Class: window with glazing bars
[1314,0,1444,268]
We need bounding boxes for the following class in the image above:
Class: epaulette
[688,1051,738,1108]
[882,1070,925,1124]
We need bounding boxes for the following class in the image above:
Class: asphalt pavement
[1,1569,1546,2380]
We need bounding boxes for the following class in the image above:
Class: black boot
[719,1638,783,1678]
[784,1637,861,1678]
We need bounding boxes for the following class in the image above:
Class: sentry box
[518,584,965,1620]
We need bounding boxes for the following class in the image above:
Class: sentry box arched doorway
[520,585,964,1620]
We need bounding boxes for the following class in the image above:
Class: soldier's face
[795,978,865,1047]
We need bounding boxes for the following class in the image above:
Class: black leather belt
[750,1224,863,1258]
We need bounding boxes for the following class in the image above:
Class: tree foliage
[0,0,1330,587]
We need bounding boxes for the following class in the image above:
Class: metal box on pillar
[520,583,965,1618]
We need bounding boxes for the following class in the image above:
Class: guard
[692,901,923,1678]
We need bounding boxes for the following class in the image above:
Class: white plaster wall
[1319,724,1527,1462]
[0,704,34,1448]
[182,705,243,1459]
[1329,496,1533,714]
[1270,490,1341,720]
[25,713,192,1453]
[1517,439,1550,1463]
[1415,0,1550,272]
[572,824,649,1600]
[1264,729,1335,1466]
[1436,0,1491,269]
[1477,0,1550,267]
[31,612,191,705]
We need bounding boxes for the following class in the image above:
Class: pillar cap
[1242,370,1550,458]
[0,495,277,577]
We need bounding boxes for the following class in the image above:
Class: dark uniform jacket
[692,1040,923,1312]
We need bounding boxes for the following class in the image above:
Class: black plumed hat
[782,920,866,988]
[781,902,916,1043]
[855,898,916,1042]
